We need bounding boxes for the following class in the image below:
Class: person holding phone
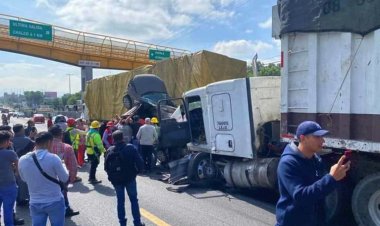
[275,121,351,226]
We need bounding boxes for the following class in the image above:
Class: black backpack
[104,146,126,184]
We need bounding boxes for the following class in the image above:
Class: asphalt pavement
[9,117,278,226]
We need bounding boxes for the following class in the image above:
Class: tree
[67,92,81,105]
[61,94,71,106]
[247,61,280,77]
[24,91,44,107]
[259,63,281,77]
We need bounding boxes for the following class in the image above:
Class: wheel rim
[197,159,216,180]
[368,190,380,225]
[156,150,166,163]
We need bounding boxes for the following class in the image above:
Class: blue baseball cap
[296,121,329,138]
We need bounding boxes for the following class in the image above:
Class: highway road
[8,117,278,226]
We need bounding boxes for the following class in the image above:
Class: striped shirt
[51,138,78,183]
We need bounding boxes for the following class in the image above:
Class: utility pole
[67,73,72,94]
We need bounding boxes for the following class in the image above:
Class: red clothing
[47,119,53,129]
[77,144,85,166]
[102,128,114,149]
[50,138,78,183]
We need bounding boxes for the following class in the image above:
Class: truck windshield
[140,92,170,106]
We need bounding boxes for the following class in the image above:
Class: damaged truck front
[122,74,188,164]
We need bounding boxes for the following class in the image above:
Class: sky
[0,0,279,96]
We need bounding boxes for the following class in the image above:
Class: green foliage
[61,93,71,106]
[259,63,281,77]
[67,92,81,105]
[247,61,280,77]
[24,91,44,107]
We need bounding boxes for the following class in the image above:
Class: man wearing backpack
[105,130,145,226]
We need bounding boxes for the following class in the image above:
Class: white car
[14,112,25,118]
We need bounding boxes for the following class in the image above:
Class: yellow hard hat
[90,120,100,129]
[151,117,159,124]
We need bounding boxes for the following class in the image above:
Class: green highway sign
[9,20,53,41]
[149,49,171,60]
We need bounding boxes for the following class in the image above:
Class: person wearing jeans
[29,198,65,226]
[0,130,19,226]
[105,131,145,226]
[0,184,18,226]
[114,180,142,226]
[18,132,69,226]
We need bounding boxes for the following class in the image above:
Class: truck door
[206,78,254,159]
[157,98,191,148]
[211,93,234,152]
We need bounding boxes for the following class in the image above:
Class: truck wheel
[324,183,351,224]
[352,173,380,226]
[156,149,167,165]
[122,94,132,109]
[187,152,219,186]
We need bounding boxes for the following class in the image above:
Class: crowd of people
[0,113,351,226]
[0,114,159,226]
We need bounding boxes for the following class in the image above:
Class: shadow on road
[69,181,92,194]
[92,183,116,197]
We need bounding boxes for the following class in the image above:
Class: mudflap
[168,154,195,184]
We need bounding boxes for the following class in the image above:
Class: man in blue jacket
[275,121,350,226]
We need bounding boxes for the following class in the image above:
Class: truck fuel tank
[224,158,279,190]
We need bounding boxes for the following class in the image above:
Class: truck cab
[158,76,282,189]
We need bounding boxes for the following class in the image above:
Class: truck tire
[156,149,168,165]
[187,152,219,186]
[122,94,132,109]
[324,184,351,224]
[352,173,380,226]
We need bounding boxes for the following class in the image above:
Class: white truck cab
[158,76,282,190]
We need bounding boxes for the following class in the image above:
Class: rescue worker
[64,118,86,162]
[86,121,105,184]
[151,117,160,138]
[75,118,87,166]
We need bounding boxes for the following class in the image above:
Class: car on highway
[14,112,25,118]
[33,114,45,124]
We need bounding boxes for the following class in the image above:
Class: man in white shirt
[136,118,157,172]
[18,132,69,226]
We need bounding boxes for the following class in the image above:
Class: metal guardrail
[0,14,190,64]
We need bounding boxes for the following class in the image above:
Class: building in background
[44,91,58,100]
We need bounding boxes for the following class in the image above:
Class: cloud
[258,17,272,29]
[36,0,238,42]
[212,39,274,61]
[245,29,253,34]
[273,38,281,50]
